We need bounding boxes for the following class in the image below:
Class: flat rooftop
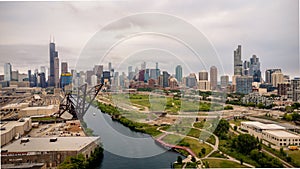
[241,121,285,130]
[1,118,31,135]
[2,137,100,152]
[263,130,300,138]
[21,105,55,111]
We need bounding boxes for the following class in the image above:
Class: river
[83,106,183,169]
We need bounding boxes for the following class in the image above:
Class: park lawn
[162,134,184,145]
[286,150,300,167]
[209,151,228,159]
[180,137,213,157]
[203,159,247,168]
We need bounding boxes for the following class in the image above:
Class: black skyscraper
[49,38,59,87]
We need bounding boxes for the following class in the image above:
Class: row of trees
[58,146,103,169]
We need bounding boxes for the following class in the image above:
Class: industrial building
[1,137,100,168]
[241,121,300,147]
[1,118,32,146]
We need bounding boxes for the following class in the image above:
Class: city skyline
[0,0,298,79]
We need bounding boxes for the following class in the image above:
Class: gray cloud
[0,0,298,79]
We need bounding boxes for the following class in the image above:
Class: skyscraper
[49,39,59,87]
[249,55,261,82]
[289,78,300,102]
[210,66,218,90]
[141,62,146,70]
[54,57,60,87]
[234,45,243,75]
[236,76,253,94]
[162,71,170,88]
[265,69,281,84]
[221,75,229,88]
[175,65,183,83]
[199,70,208,81]
[61,62,68,74]
[271,72,284,87]
[4,63,12,81]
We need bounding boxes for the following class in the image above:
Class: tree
[214,119,230,138]
[233,134,258,154]
[292,112,300,121]
[234,125,237,131]
[201,148,206,155]
[198,152,202,157]
[177,156,182,164]
[240,158,243,165]
[191,156,196,162]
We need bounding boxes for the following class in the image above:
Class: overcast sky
[0,0,299,79]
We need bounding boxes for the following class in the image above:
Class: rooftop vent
[50,138,57,142]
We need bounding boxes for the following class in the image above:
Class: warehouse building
[241,121,300,147]
[1,118,32,146]
[1,137,100,168]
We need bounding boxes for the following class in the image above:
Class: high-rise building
[86,70,94,85]
[38,72,46,88]
[199,70,208,81]
[271,72,284,87]
[128,66,133,76]
[4,63,12,81]
[198,80,211,91]
[141,62,146,70]
[54,57,60,88]
[175,65,183,83]
[234,45,243,75]
[265,69,281,84]
[49,39,59,87]
[61,62,68,74]
[249,55,261,82]
[289,78,300,102]
[11,70,19,81]
[61,73,72,89]
[243,61,250,76]
[187,73,197,88]
[94,65,103,81]
[162,71,170,88]
[210,66,218,90]
[91,75,98,87]
[221,75,229,88]
[278,83,290,97]
[236,76,253,94]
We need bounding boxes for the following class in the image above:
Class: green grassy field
[203,159,247,168]
[286,150,300,167]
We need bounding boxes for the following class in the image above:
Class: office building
[199,70,208,81]
[61,62,68,74]
[61,73,72,89]
[236,76,253,94]
[141,62,146,70]
[288,78,300,102]
[265,69,281,84]
[221,75,229,88]
[271,72,284,87]
[278,83,290,97]
[94,65,103,81]
[38,72,46,88]
[234,45,243,75]
[11,70,18,81]
[175,65,183,83]
[49,39,59,87]
[101,71,111,85]
[198,80,211,91]
[162,71,170,88]
[187,73,197,88]
[54,57,60,88]
[210,66,218,90]
[4,63,12,81]
[249,55,261,82]
[243,60,250,76]
[86,70,94,85]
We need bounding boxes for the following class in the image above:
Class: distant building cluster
[0,40,299,103]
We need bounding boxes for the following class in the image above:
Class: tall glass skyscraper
[175,65,182,82]
[4,63,12,81]
[234,45,243,76]
[49,38,59,87]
